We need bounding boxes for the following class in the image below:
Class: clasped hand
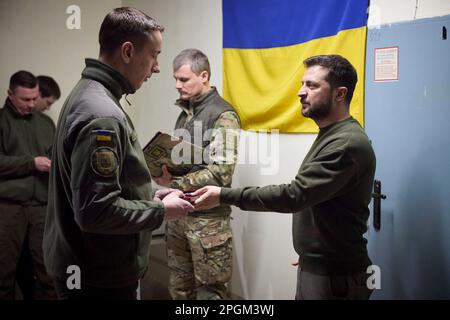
[153,186,221,218]
[153,188,192,220]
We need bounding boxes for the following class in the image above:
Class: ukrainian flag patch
[93,130,114,142]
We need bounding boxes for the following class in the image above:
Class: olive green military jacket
[43,59,164,287]
[0,99,55,205]
[221,117,376,275]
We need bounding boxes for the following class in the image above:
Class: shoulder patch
[90,146,118,177]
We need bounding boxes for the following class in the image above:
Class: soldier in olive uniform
[0,71,56,300]
[15,75,60,300]
[153,49,241,300]
[43,7,194,300]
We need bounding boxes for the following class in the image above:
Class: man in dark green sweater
[191,55,376,300]
[15,75,61,300]
[43,7,193,300]
[0,71,56,299]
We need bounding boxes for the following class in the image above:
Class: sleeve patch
[90,147,118,177]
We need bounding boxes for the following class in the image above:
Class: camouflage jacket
[171,88,240,216]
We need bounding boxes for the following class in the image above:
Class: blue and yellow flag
[223,0,369,132]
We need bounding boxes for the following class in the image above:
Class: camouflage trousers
[166,215,232,300]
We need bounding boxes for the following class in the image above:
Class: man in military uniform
[15,75,60,300]
[153,49,241,300]
[192,55,376,300]
[43,7,194,300]
[0,71,56,300]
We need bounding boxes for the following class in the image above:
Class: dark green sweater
[0,99,55,205]
[221,117,376,275]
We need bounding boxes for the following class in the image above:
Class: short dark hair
[37,75,60,99]
[303,55,358,105]
[173,49,211,80]
[99,7,164,56]
[9,71,37,91]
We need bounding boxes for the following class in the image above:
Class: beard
[301,95,332,120]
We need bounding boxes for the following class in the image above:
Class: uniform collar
[3,98,33,119]
[175,86,217,114]
[81,58,135,100]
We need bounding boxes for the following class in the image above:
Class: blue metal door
[365,15,450,299]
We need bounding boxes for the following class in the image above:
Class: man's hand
[152,165,172,187]
[162,191,194,220]
[190,186,221,211]
[34,156,51,172]
[153,188,182,201]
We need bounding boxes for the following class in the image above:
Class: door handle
[372,179,386,231]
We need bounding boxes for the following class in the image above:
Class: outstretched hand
[189,186,221,211]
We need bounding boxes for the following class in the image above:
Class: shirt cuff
[220,187,243,206]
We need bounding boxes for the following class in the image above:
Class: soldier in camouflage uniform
[153,49,240,300]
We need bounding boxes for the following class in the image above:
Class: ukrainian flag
[223,0,369,133]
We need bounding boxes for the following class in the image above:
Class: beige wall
[0,0,121,122]
[369,0,450,26]
[121,0,223,145]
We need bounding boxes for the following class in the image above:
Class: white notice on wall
[374,46,399,82]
